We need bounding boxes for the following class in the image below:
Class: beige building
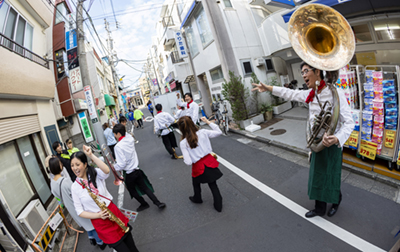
[0,0,58,250]
[139,76,151,103]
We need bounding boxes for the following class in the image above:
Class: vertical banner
[78,112,94,143]
[69,67,83,93]
[84,86,99,124]
[174,31,188,58]
[152,79,158,86]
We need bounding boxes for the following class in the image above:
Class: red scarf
[305,80,326,104]
[187,100,193,109]
[77,179,99,196]
[118,135,126,142]
[157,111,162,114]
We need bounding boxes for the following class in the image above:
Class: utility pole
[149,47,162,95]
[76,0,107,149]
[105,19,124,111]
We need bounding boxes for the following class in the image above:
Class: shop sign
[84,86,99,124]
[78,111,94,143]
[397,151,400,166]
[152,79,158,86]
[174,31,188,58]
[384,130,396,149]
[347,131,358,148]
[66,13,76,31]
[69,67,83,93]
[66,29,77,51]
[67,47,79,70]
[359,140,377,160]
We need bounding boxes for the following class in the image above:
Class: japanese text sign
[360,140,377,160]
[69,67,83,93]
[174,31,188,58]
[78,112,94,143]
[84,86,98,124]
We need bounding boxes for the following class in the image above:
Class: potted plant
[260,103,274,121]
[267,76,292,114]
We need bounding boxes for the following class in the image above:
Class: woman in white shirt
[48,157,106,250]
[252,62,354,218]
[70,146,139,252]
[178,116,223,212]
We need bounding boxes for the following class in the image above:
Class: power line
[109,0,118,27]
[90,4,164,20]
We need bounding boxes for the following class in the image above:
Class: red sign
[170,81,176,90]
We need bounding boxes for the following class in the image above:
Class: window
[195,7,213,48]
[265,59,274,72]
[352,24,372,43]
[223,0,233,8]
[241,60,253,76]
[373,19,400,41]
[55,3,68,25]
[186,23,199,56]
[0,4,34,52]
[210,66,224,83]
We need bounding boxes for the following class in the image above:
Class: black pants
[192,180,222,211]
[126,170,160,206]
[108,229,138,252]
[137,119,143,128]
[315,192,342,214]
[108,144,116,160]
[161,132,178,155]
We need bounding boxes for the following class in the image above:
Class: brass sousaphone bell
[287,4,356,152]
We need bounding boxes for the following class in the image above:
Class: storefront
[104,93,117,120]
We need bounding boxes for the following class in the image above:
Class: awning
[184,75,195,83]
[282,0,351,23]
[104,94,116,106]
[180,1,200,29]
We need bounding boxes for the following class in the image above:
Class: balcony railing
[0,33,49,69]
[170,51,184,64]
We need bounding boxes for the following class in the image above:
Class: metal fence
[0,33,49,69]
[170,50,184,64]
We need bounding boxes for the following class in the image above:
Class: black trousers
[126,170,160,206]
[108,144,116,160]
[108,227,138,252]
[161,132,178,155]
[137,119,143,128]
[315,192,342,214]
[192,180,222,211]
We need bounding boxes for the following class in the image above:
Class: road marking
[217,155,385,252]
[144,116,154,122]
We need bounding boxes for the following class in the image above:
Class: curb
[229,128,400,188]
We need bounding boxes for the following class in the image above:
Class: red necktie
[305,80,326,104]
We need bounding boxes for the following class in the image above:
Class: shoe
[89,238,96,246]
[156,202,166,209]
[305,209,324,218]
[136,203,150,212]
[171,155,177,159]
[189,196,203,204]
[98,243,107,250]
[327,206,339,217]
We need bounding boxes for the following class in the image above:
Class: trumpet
[101,144,124,186]
[80,180,129,233]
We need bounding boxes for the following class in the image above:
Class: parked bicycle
[211,100,230,135]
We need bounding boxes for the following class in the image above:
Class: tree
[222,71,249,121]
[250,72,260,114]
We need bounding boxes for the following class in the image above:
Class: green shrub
[222,71,249,121]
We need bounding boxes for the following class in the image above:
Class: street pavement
[75,109,400,252]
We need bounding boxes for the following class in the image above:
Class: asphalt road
[76,109,400,252]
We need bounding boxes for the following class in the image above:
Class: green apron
[308,145,342,204]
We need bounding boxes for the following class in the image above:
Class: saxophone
[81,180,129,233]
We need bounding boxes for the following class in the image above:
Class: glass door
[16,137,51,204]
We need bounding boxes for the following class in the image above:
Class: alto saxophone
[81,180,129,233]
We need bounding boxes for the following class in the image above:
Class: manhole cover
[270,129,286,135]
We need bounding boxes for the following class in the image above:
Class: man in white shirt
[176,92,199,125]
[173,104,186,120]
[108,114,118,129]
[154,104,182,159]
[113,124,166,212]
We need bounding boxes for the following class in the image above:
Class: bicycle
[211,100,230,135]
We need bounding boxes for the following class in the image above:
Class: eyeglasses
[301,68,314,76]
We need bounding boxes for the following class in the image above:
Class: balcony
[170,51,184,64]
[0,34,54,99]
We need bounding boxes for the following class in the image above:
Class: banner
[174,31,188,58]
[69,67,83,93]
[84,86,99,124]
[78,112,94,143]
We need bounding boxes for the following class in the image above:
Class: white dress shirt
[71,168,112,216]
[180,123,222,165]
[154,111,175,136]
[272,86,355,147]
[174,109,185,120]
[177,99,199,124]
[104,127,117,146]
[114,134,139,174]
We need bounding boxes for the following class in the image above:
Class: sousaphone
[287,4,355,152]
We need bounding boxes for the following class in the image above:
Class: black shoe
[189,196,203,204]
[305,209,324,218]
[89,238,96,246]
[136,203,150,212]
[327,206,339,217]
[156,202,166,209]
[171,155,177,159]
[214,203,222,212]
[98,243,107,250]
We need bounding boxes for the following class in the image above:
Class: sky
[70,0,165,90]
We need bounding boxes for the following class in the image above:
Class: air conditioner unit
[17,199,49,240]
[254,58,264,67]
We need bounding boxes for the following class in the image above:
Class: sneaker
[98,243,107,250]
[156,202,166,209]
[136,203,150,212]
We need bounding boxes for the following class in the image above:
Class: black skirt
[193,165,223,184]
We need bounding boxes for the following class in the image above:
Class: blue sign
[265,0,295,8]
[66,29,77,51]
[0,0,4,9]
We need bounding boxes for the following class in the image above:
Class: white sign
[174,31,188,58]
[48,213,63,232]
[84,86,98,123]
[69,67,83,93]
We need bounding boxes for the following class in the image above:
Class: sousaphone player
[252,4,355,218]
